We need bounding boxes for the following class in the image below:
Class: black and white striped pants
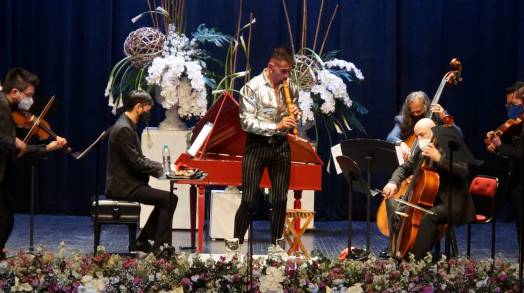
[234,133,291,244]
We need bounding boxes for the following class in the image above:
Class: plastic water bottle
[162,144,171,175]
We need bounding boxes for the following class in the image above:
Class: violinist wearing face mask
[0,68,67,260]
[106,90,177,256]
[485,81,524,245]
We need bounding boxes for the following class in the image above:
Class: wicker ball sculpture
[124,27,166,68]
[293,53,321,91]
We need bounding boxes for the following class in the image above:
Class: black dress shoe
[154,245,176,259]
[379,248,390,258]
[133,240,153,253]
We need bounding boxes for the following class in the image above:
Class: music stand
[71,127,113,253]
[431,125,479,259]
[340,139,399,252]
[336,155,372,260]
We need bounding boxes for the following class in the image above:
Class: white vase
[159,107,188,130]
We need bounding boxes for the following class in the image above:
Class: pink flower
[497,271,508,282]
[181,277,192,286]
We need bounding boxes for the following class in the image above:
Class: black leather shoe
[155,245,176,259]
[133,240,153,253]
[0,251,5,261]
[379,248,390,259]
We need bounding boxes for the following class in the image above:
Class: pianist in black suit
[106,90,178,254]
[233,47,301,256]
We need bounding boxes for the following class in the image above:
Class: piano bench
[91,197,141,254]
[283,209,315,257]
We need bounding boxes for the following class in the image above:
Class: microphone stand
[445,141,457,263]
[28,160,38,253]
[247,207,254,292]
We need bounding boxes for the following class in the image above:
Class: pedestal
[140,128,198,229]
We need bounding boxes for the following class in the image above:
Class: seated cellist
[382,118,475,260]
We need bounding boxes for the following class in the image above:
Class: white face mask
[418,138,431,150]
[18,96,34,111]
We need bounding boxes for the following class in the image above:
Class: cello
[389,115,455,259]
[376,58,463,236]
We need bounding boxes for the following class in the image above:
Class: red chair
[467,175,498,258]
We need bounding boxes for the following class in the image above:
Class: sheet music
[394,144,404,165]
[73,127,112,160]
[330,143,343,174]
[187,122,213,157]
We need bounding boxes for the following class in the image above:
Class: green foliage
[191,24,234,48]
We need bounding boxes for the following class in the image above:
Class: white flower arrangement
[259,266,286,293]
[294,53,365,126]
[104,2,231,119]
[146,25,209,118]
[280,0,368,142]
[289,49,367,145]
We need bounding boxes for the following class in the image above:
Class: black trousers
[510,182,523,246]
[0,179,14,252]
[0,158,15,253]
[130,186,178,246]
[411,204,450,260]
[387,199,450,260]
[496,176,523,246]
[234,133,291,244]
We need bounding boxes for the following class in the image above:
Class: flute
[282,79,298,136]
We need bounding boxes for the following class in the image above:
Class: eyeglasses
[270,63,293,74]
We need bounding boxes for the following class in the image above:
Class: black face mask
[139,111,151,124]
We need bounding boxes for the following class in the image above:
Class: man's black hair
[125,90,153,111]
[2,67,39,94]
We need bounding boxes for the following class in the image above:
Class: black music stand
[340,139,399,252]
[28,159,39,253]
[431,125,479,259]
[336,155,372,260]
[72,127,113,253]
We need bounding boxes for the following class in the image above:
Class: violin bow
[371,189,437,215]
[23,95,55,143]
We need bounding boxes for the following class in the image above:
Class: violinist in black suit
[382,118,475,260]
[486,81,524,244]
[0,68,67,260]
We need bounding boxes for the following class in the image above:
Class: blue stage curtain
[1,0,523,219]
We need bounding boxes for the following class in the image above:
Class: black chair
[92,195,141,254]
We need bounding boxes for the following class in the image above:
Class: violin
[11,96,73,154]
[376,58,463,237]
[12,110,56,141]
[484,114,523,147]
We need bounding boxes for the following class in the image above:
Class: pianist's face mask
[139,111,151,124]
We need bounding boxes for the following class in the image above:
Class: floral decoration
[0,244,520,292]
[104,2,231,119]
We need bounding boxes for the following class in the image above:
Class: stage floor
[4,214,520,260]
